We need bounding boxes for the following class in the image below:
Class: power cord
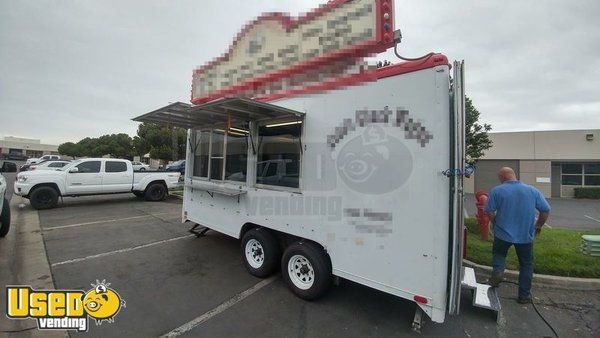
[502,280,559,338]
[393,43,436,62]
[391,30,437,63]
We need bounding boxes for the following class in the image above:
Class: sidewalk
[0,198,66,337]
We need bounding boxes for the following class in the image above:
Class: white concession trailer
[134,0,498,329]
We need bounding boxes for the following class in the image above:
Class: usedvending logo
[6,280,125,332]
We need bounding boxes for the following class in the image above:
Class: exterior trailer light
[265,121,303,128]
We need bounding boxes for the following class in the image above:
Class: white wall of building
[466,129,600,197]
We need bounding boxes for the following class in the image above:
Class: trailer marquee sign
[192,0,395,104]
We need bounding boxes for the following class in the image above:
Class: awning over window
[133,98,304,129]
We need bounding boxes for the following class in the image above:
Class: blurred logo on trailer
[337,124,412,194]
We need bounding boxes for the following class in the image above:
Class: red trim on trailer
[256,54,449,103]
[191,0,395,104]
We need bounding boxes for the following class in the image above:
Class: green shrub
[574,187,600,199]
[465,217,479,234]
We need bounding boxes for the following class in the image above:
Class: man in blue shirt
[484,167,551,303]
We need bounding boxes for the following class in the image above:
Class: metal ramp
[461,267,501,319]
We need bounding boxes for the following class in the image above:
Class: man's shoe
[517,296,532,304]
[487,272,503,288]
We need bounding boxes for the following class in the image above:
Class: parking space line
[584,215,600,223]
[160,275,278,337]
[43,213,176,231]
[51,234,195,267]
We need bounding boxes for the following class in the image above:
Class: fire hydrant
[475,191,490,241]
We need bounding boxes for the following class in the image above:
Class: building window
[192,127,248,182]
[584,163,600,186]
[561,175,582,185]
[561,163,582,174]
[256,121,302,188]
[561,163,600,186]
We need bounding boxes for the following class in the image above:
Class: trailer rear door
[448,60,466,315]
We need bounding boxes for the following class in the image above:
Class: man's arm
[484,191,497,225]
[535,212,549,234]
[534,189,551,235]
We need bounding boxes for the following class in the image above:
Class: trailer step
[461,267,501,313]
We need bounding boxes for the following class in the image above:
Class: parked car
[1,161,18,174]
[166,160,185,174]
[20,160,49,172]
[132,161,150,171]
[26,154,61,165]
[2,153,28,161]
[0,174,10,237]
[14,158,181,210]
[29,160,71,171]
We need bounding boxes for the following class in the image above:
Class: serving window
[192,126,248,183]
[256,120,302,189]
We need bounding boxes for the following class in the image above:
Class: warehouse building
[0,136,59,159]
[464,129,599,198]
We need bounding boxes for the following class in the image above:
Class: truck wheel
[145,183,167,201]
[29,186,59,210]
[0,198,10,237]
[282,241,332,300]
[133,191,145,198]
[241,228,281,278]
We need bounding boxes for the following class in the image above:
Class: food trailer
[134,0,498,329]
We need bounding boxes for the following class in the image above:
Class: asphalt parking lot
[1,194,599,337]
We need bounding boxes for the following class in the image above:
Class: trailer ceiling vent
[133,98,304,129]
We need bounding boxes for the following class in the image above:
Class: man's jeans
[492,237,534,299]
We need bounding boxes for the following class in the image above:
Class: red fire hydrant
[475,191,490,241]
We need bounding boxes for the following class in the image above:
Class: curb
[464,259,600,291]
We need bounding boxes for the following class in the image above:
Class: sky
[1,0,599,145]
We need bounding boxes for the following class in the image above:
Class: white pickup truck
[14,158,180,210]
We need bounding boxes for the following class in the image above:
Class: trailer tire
[145,182,167,201]
[0,198,10,237]
[282,241,332,300]
[241,228,281,278]
[29,186,59,210]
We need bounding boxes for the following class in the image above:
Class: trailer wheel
[282,241,332,300]
[145,183,167,201]
[241,228,280,278]
[0,198,10,237]
[29,186,59,210]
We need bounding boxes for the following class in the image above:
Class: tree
[132,136,149,158]
[134,122,186,162]
[57,142,80,158]
[465,96,492,163]
[58,134,133,159]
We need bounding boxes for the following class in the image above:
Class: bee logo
[82,280,125,324]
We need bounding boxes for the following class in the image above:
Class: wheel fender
[30,183,62,196]
[144,180,167,192]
